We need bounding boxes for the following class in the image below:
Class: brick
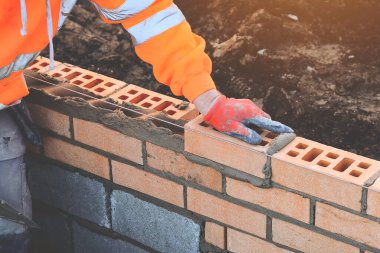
[315,202,380,249]
[147,143,222,191]
[185,115,279,178]
[44,136,110,179]
[272,219,358,253]
[32,208,72,253]
[226,178,309,222]
[110,84,198,120]
[111,190,200,253]
[227,228,291,253]
[187,188,266,237]
[28,159,109,227]
[205,222,225,249]
[272,137,380,211]
[27,56,61,73]
[73,222,148,253]
[29,103,71,138]
[46,62,126,97]
[367,178,380,218]
[73,118,143,164]
[112,160,184,207]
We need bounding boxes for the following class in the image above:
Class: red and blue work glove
[194,90,294,145]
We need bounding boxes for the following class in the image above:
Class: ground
[43,0,380,160]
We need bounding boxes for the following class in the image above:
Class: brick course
[205,222,225,249]
[147,143,222,191]
[367,178,380,218]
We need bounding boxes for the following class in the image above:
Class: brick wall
[25,57,380,253]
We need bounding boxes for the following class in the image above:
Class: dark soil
[43,0,380,160]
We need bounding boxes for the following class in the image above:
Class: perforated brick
[185,115,279,178]
[109,84,198,120]
[27,56,62,73]
[272,137,380,210]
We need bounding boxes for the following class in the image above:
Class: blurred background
[43,0,380,159]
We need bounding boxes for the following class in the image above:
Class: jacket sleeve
[89,0,216,102]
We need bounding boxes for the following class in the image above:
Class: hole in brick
[287,150,299,157]
[118,95,129,101]
[327,152,339,159]
[358,162,371,169]
[349,170,362,178]
[302,148,323,162]
[247,124,263,134]
[154,101,173,111]
[40,62,49,67]
[296,143,309,149]
[200,121,210,127]
[61,68,71,72]
[65,71,81,80]
[141,102,152,108]
[30,60,39,66]
[130,93,149,104]
[167,110,176,116]
[95,87,105,93]
[151,97,162,102]
[84,79,103,88]
[104,82,115,87]
[31,67,40,72]
[73,80,83,85]
[52,73,62,77]
[317,160,330,167]
[333,158,354,172]
[260,140,269,146]
[83,75,93,80]
[265,132,278,139]
[128,89,138,95]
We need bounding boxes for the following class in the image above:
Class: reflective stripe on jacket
[0,0,215,108]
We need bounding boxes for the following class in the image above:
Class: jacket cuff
[180,73,216,103]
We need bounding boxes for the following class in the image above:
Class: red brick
[185,116,279,178]
[187,188,266,237]
[367,178,380,218]
[73,118,143,164]
[205,222,225,249]
[226,178,309,222]
[272,137,380,211]
[272,219,358,253]
[112,160,184,207]
[27,56,61,73]
[227,228,291,253]
[315,202,380,249]
[28,103,71,138]
[44,136,109,179]
[110,84,198,120]
[147,143,222,191]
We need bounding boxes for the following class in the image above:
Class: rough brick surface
[73,222,148,253]
[205,222,225,249]
[187,188,266,237]
[272,219,358,253]
[147,143,222,191]
[29,103,71,138]
[227,228,291,253]
[44,136,110,179]
[32,208,72,253]
[367,178,380,218]
[272,137,380,211]
[185,116,277,178]
[315,202,380,249]
[111,190,200,253]
[226,178,310,222]
[28,159,109,227]
[112,161,184,207]
[73,118,143,164]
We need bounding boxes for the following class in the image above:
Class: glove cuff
[204,95,227,122]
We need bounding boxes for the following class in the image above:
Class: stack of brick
[26,57,380,253]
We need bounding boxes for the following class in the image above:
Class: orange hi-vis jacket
[0,0,216,110]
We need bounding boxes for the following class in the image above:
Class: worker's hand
[194,89,294,144]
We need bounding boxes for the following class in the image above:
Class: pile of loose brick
[26,57,380,253]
